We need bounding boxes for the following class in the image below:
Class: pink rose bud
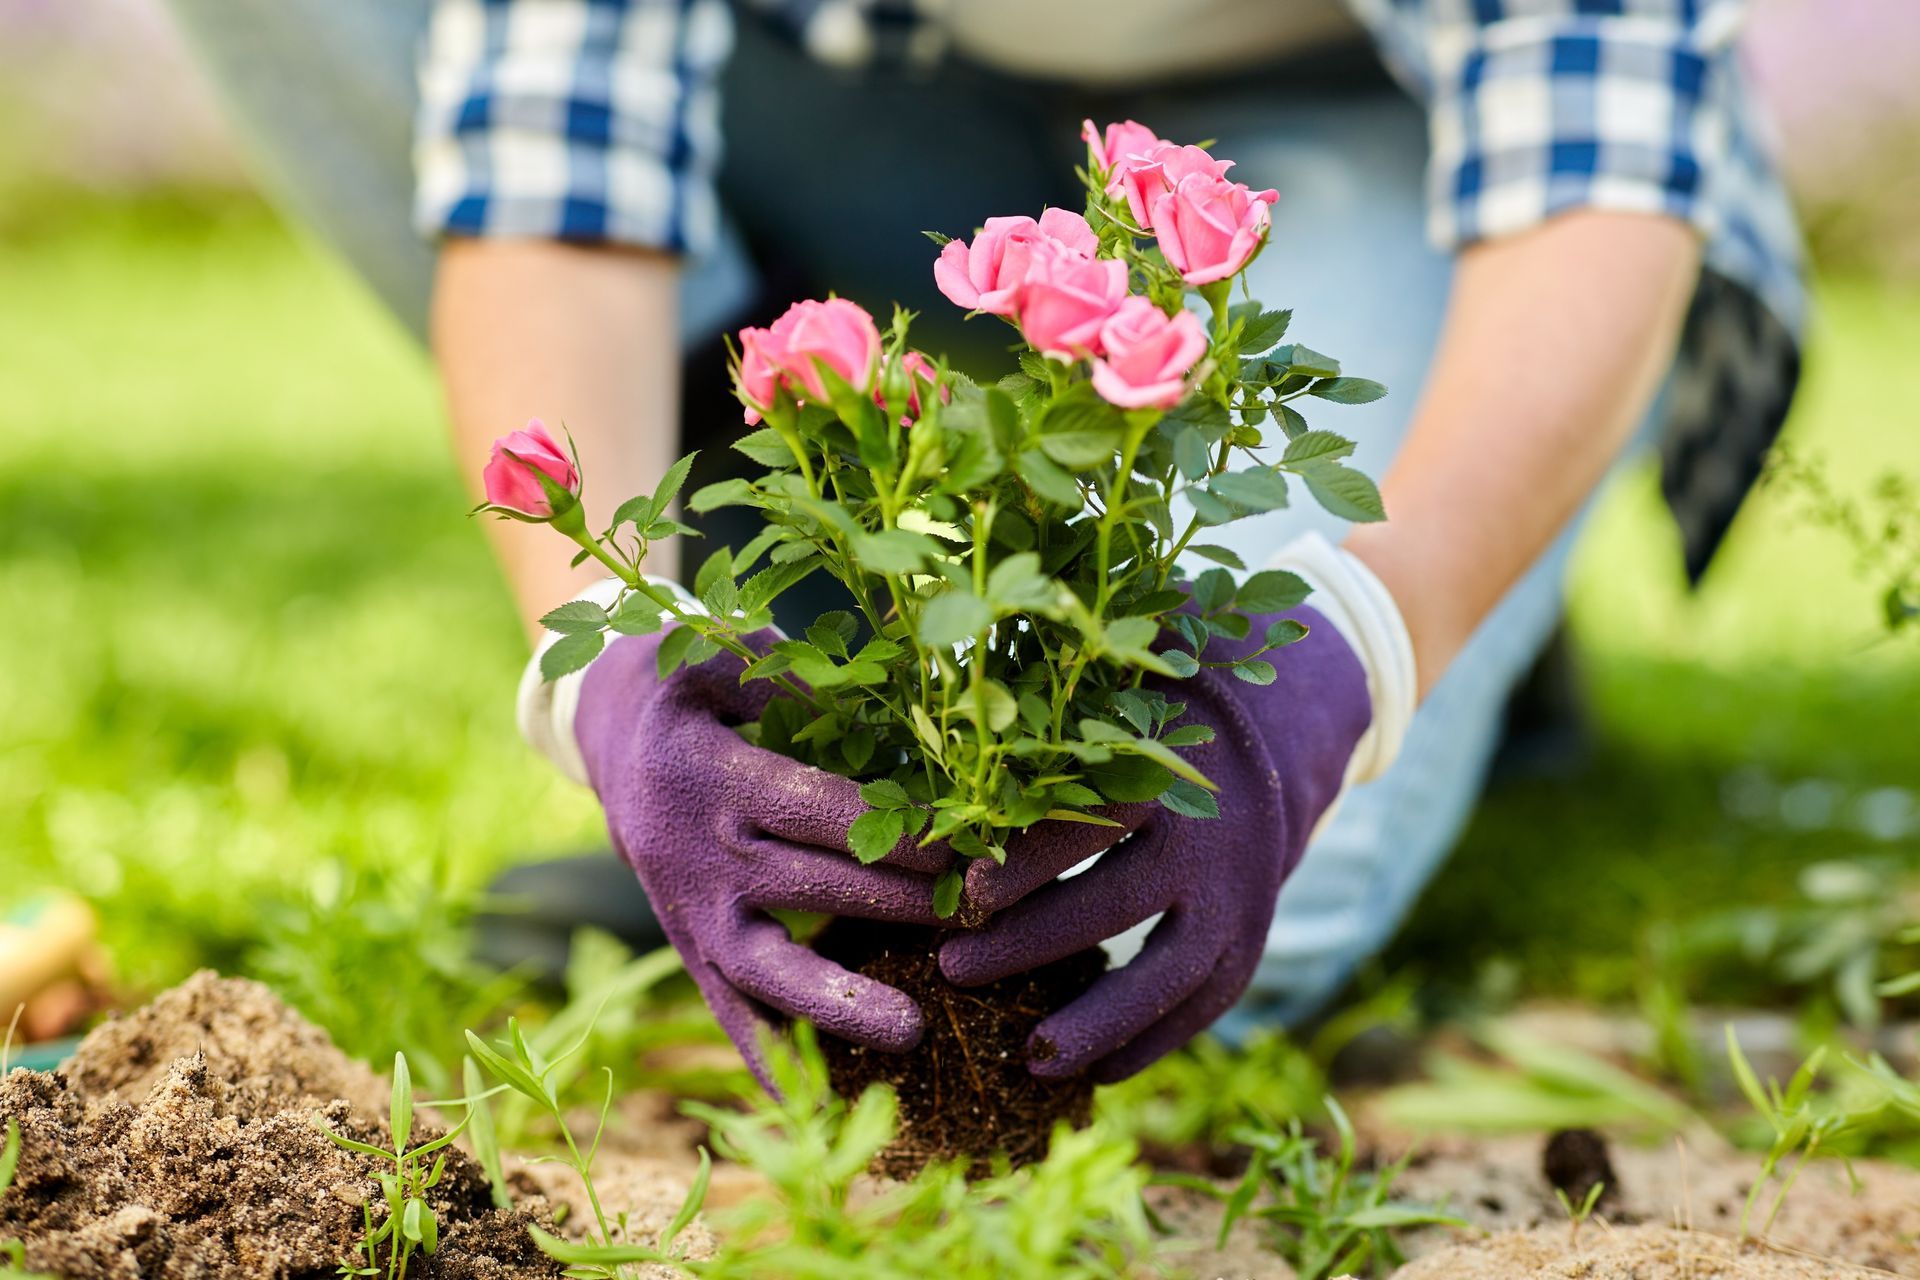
[1015,243,1129,361]
[1089,297,1209,410]
[733,298,883,422]
[933,209,1099,316]
[884,350,947,425]
[482,419,581,519]
[1112,142,1234,232]
[1082,118,1169,174]
[1151,172,1279,286]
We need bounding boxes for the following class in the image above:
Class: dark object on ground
[476,851,667,985]
[0,972,564,1280]
[1489,624,1591,783]
[813,920,1104,1179]
[1542,1127,1618,1208]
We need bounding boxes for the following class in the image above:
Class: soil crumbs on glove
[814,920,1105,1180]
[0,971,566,1280]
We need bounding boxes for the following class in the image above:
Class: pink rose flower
[1151,172,1279,286]
[1112,143,1234,232]
[1015,244,1129,360]
[885,350,946,425]
[482,419,580,518]
[734,298,883,422]
[1089,298,1209,410]
[1081,118,1166,174]
[933,209,1099,316]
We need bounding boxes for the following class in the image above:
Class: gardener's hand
[570,627,954,1083]
[939,579,1398,1083]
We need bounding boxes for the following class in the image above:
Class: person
[164,0,1804,1077]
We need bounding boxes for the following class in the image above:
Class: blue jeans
[166,0,1623,1027]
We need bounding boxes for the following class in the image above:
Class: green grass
[4,191,1917,1038]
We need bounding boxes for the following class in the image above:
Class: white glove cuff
[1265,531,1418,786]
[515,575,705,786]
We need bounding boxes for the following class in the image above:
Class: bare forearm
[433,238,683,637]
[1344,210,1700,698]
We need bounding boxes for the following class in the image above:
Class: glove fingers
[749,768,955,875]
[682,955,781,1091]
[940,828,1174,986]
[962,804,1154,913]
[1086,956,1254,1085]
[745,838,951,925]
[713,916,926,1052]
[1024,911,1219,1080]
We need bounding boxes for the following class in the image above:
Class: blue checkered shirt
[415,0,1806,574]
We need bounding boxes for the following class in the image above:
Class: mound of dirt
[0,972,567,1279]
[1395,1224,1883,1279]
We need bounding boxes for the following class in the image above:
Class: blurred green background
[2,0,1917,1039]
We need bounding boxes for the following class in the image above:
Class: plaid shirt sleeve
[413,0,733,254]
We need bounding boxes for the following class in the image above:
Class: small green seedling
[1552,1181,1605,1248]
[1167,1096,1465,1280]
[320,1052,471,1280]
[464,1016,630,1278]
[1724,1027,1855,1241]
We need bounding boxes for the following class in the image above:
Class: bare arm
[1343,210,1701,698]
[432,238,684,638]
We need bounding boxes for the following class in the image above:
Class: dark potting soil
[0,972,566,1280]
[812,920,1105,1180]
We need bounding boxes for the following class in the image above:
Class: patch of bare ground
[0,972,707,1279]
[1394,1224,1891,1279]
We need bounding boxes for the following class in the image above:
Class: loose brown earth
[812,919,1106,1178]
[0,973,698,1280]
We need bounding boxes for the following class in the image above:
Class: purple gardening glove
[574,628,954,1083]
[937,606,1371,1083]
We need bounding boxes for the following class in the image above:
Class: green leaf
[771,640,846,688]
[611,493,654,534]
[985,551,1056,613]
[540,600,610,635]
[463,1030,547,1107]
[541,630,605,681]
[1309,377,1387,405]
[1264,617,1310,648]
[1161,724,1215,747]
[1210,467,1290,513]
[1232,659,1277,686]
[1187,486,1238,526]
[1235,569,1312,613]
[661,1148,711,1253]
[1281,430,1357,465]
[852,528,937,575]
[1238,308,1292,355]
[1160,778,1220,819]
[860,779,912,810]
[1159,649,1200,678]
[390,1052,413,1152]
[689,477,756,512]
[1276,403,1310,440]
[848,808,907,864]
[651,452,699,514]
[1173,428,1212,482]
[1083,754,1174,803]
[1040,430,1124,469]
[933,869,964,919]
[733,427,797,468]
[955,679,1020,733]
[1187,543,1246,570]
[654,625,699,680]
[607,594,664,636]
[694,546,734,600]
[1272,344,1341,378]
[1192,568,1236,614]
[1039,393,1126,467]
[1018,449,1085,508]
[1299,462,1387,522]
[919,588,994,647]
[1018,350,1053,383]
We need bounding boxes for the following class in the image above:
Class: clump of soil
[1541,1127,1617,1209]
[0,971,565,1280]
[813,921,1104,1179]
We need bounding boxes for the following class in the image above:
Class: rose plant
[481,118,1388,922]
